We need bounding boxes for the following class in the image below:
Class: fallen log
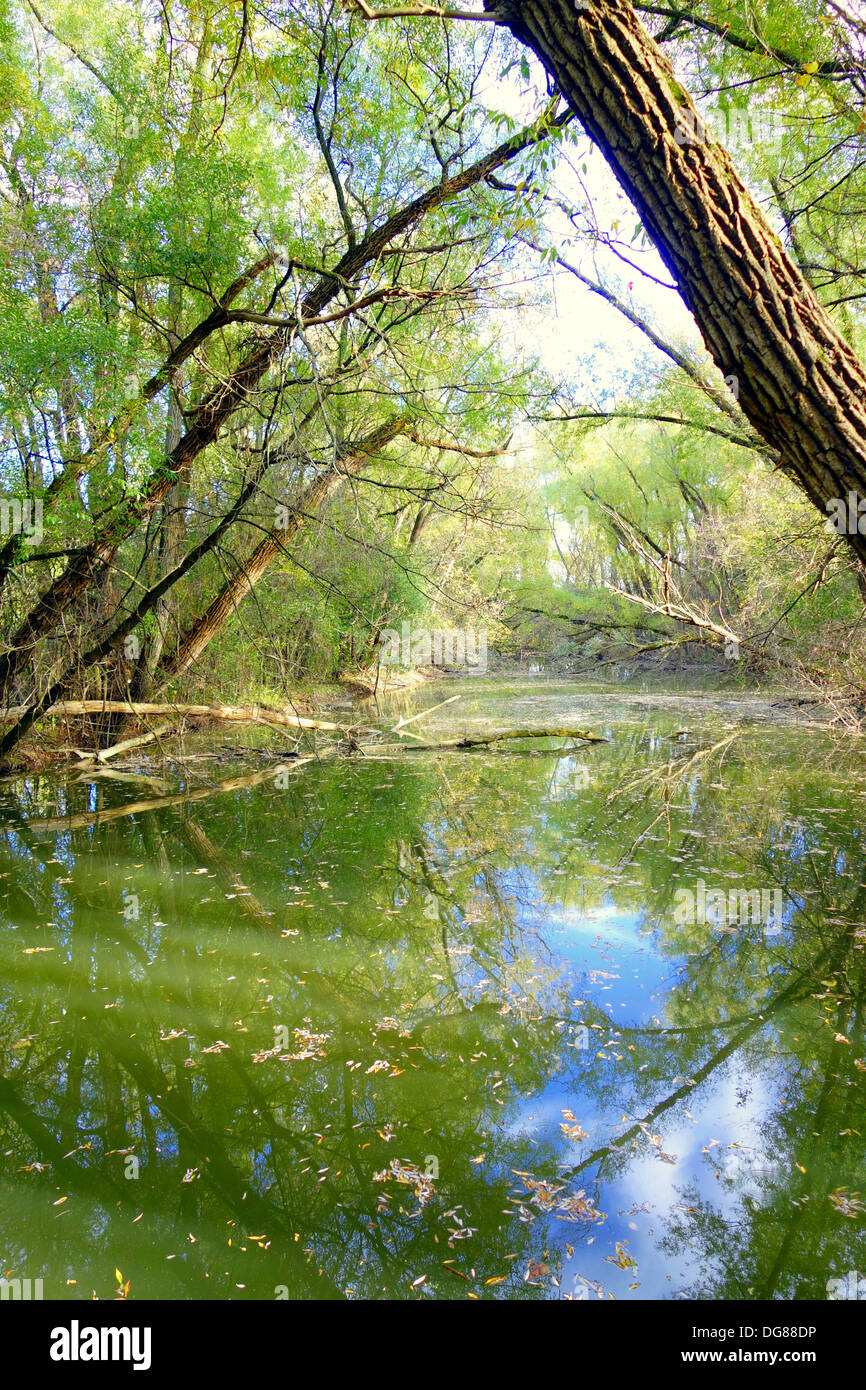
[449,725,607,747]
[4,723,607,829]
[68,723,176,764]
[0,700,348,732]
[363,725,608,751]
[391,694,461,734]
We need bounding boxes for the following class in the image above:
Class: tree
[356,0,866,560]
[0,0,565,753]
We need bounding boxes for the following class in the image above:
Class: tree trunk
[160,414,409,681]
[0,104,566,705]
[129,290,189,706]
[493,0,866,554]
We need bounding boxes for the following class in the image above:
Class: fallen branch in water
[363,725,608,751]
[4,723,607,829]
[0,700,350,733]
[390,695,461,734]
[67,723,177,764]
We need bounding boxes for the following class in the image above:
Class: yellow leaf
[803,61,819,73]
[115,1268,122,1284]
[485,1275,507,1284]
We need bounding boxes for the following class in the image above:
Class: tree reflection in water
[0,701,863,1300]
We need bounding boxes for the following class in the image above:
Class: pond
[0,677,864,1300]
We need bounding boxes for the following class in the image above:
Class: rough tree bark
[489,0,866,553]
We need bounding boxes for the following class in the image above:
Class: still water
[0,678,864,1300]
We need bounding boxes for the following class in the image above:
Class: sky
[475,50,705,405]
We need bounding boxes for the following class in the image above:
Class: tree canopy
[1,0,865,751]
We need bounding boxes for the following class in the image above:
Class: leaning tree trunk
[492,0,866,556]
[0,105,565,708]
[129,296,189,706]
[159,414,409,681]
